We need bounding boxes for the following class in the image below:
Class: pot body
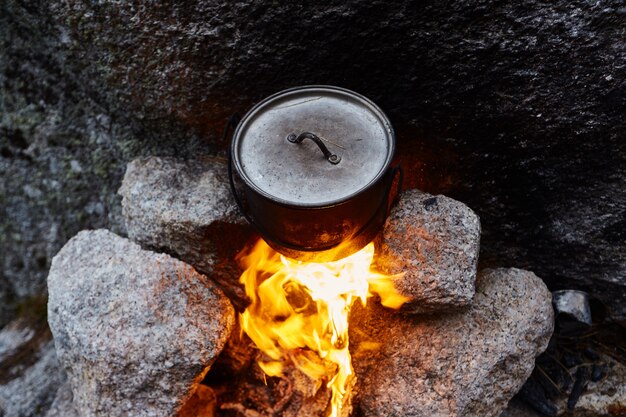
[240,167,395,261]
[229,85,397,261]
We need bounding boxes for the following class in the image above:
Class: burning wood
[216,351,338,417]
[233,239,408,417]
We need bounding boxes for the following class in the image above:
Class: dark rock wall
[1,0,625,321]
[0,0,209,326]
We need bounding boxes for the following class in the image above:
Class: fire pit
[233,239,407,417]
[41,146,557,417]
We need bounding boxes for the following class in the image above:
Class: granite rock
[45,381,78,417]
[47,229,235,417]
[0,317,64,417]
[377,189,480,313]
[118,156,252,307]
[0,1,210,320]
[350,268,554,417]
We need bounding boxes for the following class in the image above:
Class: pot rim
[231,85,396,208]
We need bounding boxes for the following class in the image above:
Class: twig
[536,365,564,395]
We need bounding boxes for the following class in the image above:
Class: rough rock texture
[377,189,480,313]
[0,281,15,330]
[2,0,625,324]
[0,314,64,417]
[47,229,235,417]
[45,0,626,322]
[350,268,554,417]
[0,340,64,417]
[510,354,626,417]
[119,156,252,308]
[45,382,78,417]
[0,0,211,318]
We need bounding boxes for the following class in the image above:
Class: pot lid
[231,85,395,206]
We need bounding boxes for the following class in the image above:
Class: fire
[238,239,409,417]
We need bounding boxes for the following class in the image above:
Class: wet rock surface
[350,268,554,417]
[119,156,252,308]
[377,189,480,313]
[47,229,235,417]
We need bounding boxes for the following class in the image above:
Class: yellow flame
[238,239,409,417]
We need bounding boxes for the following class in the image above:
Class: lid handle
[287,132,341,164]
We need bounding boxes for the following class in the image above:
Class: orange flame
[238,239,409,417]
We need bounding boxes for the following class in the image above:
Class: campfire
[219,86,409,416]
[237,239,408,417]
[43,154,558,417]
[43,86,557,417]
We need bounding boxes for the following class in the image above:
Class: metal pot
[228,85,399,262]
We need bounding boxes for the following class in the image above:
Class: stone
[0,326,64,417]
[0,341,64,417]
[47,229,235,417]
[0,2,211,320]
[45,382,78,417]
[0,280,15,330]
[513,310,626,417]
[349,268,554,417]
[118,156,253,308]
[376,189,480,313]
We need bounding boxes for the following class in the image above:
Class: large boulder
[0,1,211,318]
[350,268,554,417]
[47,229,235,417]
[377,189,480,313]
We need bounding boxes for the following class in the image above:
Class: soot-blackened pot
[229,85,399,262]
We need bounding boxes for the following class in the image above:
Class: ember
[237,239,409,417]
